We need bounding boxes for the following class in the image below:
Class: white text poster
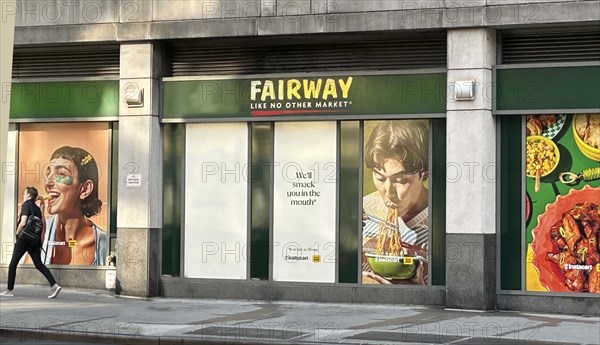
[273,121,337,283]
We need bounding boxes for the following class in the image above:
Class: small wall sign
[126,174,142,187]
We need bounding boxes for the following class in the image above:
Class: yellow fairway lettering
[322,79,338,100]
[339,77,353,98]
[251,76,353,102]
[261,80,276,101]
[250,81,262,101]
[303,79,322,99]
[287,79,301,100]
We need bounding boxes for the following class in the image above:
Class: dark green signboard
[9,81,119,120]
[496,65,600,111]
[163,73,447,119]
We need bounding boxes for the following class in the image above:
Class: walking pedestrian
[0,187,62,298]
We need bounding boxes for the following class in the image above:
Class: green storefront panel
[163,74,447,119]
[9,81,119,119]
[250,123,272,280]
[497,64,600,292]
[496,66,600,111]
[162,124,184,277]
[338,121,360,284]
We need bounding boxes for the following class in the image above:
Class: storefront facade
[159,69,448,305]
[1,1,599,314]
[2,78,119,287]
[496,62,600,311]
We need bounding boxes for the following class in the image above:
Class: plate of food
[530,185,600,293]
[526,136,560,178]
[573,113,600,161]
[526,114,566,139]
[526,192,532,225]
[362,210,428,284]
[526,135,560,192]
[365,253,421,280]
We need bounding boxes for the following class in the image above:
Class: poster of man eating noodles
[362,120,430,285]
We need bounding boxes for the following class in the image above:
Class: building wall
[3,0,600,313]
[11,0,600,45]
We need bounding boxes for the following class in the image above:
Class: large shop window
[501,114,600,294]
[6,123,114,266]
[162,71,447,283]
[4,78,119,271]
[168,119,446,286]
[361,120,432,286]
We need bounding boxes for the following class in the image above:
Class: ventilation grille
[169,32,447,76]
[501,27,600,64]
[12,44,120,79]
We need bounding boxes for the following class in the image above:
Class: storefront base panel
[160,279,446,306]
[497,294,600,316]
[446,234,497,311]
[116,228,161,298]
[0,266,107,290]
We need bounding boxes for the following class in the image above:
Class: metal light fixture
[454,80,475,101]
[125,88,144,108]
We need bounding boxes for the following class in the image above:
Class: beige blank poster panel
[184,123,248,279]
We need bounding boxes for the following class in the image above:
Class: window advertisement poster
[525,114,600,293]
[362,120,430,285]
[184,123,248,279]
[272,122,337,283]
[17,123,110,266]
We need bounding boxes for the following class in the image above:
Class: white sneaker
[48,284,62,299]
[0,289,14,297]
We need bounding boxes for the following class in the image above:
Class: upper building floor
[9,0,600,45]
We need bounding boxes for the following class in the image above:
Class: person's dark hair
[50,146,102,217]
[364,120,429,174]
[25,186,38,200]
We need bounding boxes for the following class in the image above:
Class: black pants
[7,235,56,290]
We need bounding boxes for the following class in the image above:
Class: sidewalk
[0,285,598,345]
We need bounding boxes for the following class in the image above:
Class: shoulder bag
[18,215,43,241]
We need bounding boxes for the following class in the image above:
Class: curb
[0,326,588,345]
[0,327,344,345]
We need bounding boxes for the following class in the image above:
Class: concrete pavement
[0,285,598,345]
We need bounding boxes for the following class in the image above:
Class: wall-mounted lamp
[125,88,144,108]
[454,80,475,101]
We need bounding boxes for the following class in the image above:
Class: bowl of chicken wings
[531,185,600,293]
[573,114,600,162]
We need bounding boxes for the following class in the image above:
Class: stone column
[446,29,497,310]
[1,1,17,250]
[116,43,164,297]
